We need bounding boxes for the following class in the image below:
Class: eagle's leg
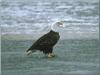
[48,53,53,58]
[47,53,55,58]
[46,48,55,58]
[51,53,55,57]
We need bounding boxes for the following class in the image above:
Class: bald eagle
[26,22,65,57]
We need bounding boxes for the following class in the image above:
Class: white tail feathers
[27,50,32,55]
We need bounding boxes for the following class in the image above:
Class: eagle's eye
[57,22,65,28]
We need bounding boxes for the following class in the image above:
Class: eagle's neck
[51,24,58,32]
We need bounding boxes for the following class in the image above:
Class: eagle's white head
[51,21,65,32]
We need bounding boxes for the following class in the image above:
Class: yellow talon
[51,53,55,57]
[48,53,55,58]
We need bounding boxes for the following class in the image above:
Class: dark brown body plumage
[26,30,60,54]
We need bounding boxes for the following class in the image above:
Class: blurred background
[0,0,99,39]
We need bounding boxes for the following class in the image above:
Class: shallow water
[1,39,100,75]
